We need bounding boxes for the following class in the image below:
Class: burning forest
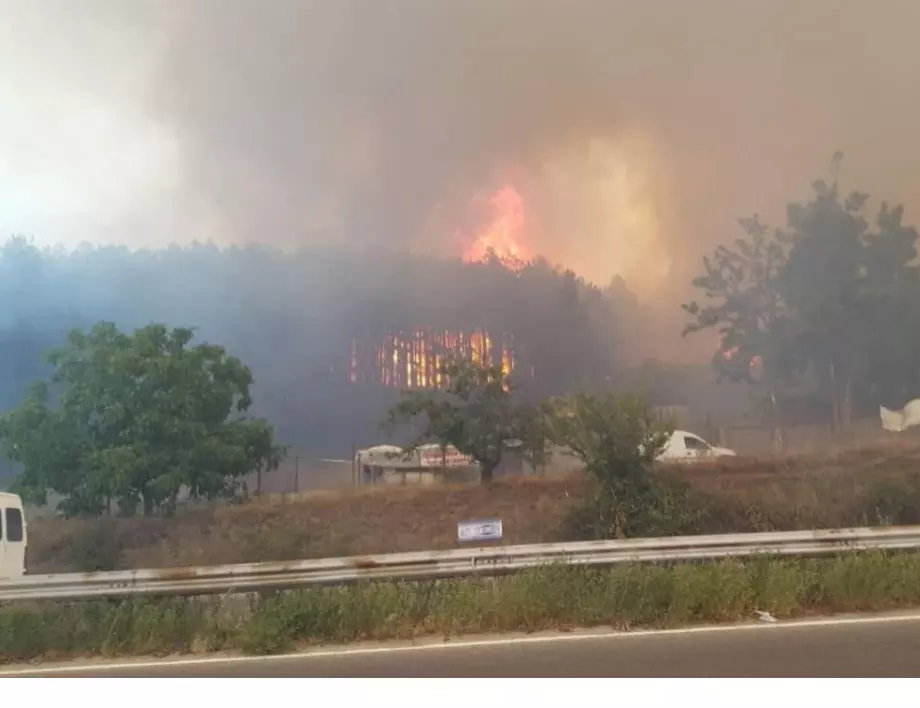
[349,329,516,389]
[348,183,537,390]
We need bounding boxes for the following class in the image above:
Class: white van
[0,493,26,578]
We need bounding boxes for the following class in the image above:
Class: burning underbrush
[26,441,920,574]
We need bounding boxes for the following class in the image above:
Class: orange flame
[462,185,531,266]
[350,330,516,389]
[721,346,762,370]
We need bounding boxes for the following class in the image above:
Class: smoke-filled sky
[3,0,920,307]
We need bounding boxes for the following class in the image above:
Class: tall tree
[385,354,534,484]
[778,184,859,426]
[859,203,920,406]
[686,154,920,429]
[0,322,284,516]
[682,214,800,446]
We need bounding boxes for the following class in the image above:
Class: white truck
[0,492,26,578]
[657,430,737,463]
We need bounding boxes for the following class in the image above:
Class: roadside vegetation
[0,322,285,517]
[5,552,920,663]
[24,441,920,574]
[6,158,920,665]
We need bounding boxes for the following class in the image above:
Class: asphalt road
[7,613,920,677]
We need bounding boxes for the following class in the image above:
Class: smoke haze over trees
[5,2,920,474]
[0,238,688,461]
[684,159,920,431]
[5,1,920,329]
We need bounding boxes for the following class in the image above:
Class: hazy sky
[3,0,920,305]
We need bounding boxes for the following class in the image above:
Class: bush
[559,476,750,540]
[858,474,920,526]
[546,393,674,539]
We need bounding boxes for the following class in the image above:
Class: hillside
[27,442,920,574]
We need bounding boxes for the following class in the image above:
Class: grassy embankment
[4,553,920,663]
[26,441,920,574]
[6,442,920,664]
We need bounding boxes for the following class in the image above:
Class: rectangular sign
[457,518,503,543]
[419,447,475,468]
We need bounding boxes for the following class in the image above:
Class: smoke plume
[6,0,920,337]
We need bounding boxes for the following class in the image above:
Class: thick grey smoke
[146,1,920,290]
[6,1,920,325]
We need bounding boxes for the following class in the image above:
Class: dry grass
[678,440,920,524]
[28,476,584,573]
[25,441,920,574]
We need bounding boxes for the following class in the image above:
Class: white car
[656,430,737,463]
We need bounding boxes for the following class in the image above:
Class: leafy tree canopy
[385,354,540,484]
[0,322,284,516]
[684,153,920,428]
[544,392,673,539]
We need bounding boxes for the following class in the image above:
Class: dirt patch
[25,441,920,573]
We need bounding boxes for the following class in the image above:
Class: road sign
[457,518,503,543]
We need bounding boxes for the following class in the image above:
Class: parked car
[656,430,737,463]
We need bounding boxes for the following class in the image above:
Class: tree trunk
[480,462,495,485]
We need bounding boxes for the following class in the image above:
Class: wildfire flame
[345,185,531,390]
[462,185,531,267]
[721,346,762,369]
[350,330,516,389]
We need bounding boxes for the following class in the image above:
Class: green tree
[776,176,871,427]
[385,354,535,485]
[778,175,920,427]
[685,155,920,429]
[859,203,920,406]
[682,214,800,445]
[0,322,284,516]
[545,393,672,538]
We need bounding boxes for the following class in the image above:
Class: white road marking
[4,612,920,676]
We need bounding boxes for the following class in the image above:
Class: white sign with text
[457,519,503,543]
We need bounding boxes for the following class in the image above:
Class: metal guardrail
[3,525,920,602]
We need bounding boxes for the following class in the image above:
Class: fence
[244,448,532,495]
[250,418,908,495]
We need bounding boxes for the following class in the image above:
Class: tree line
[2,152,917,518]
[0,240,647,456]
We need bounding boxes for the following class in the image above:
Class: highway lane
[7,613,920,677]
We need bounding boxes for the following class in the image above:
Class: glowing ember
[721,346,762,371]
[462,185,531,266]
